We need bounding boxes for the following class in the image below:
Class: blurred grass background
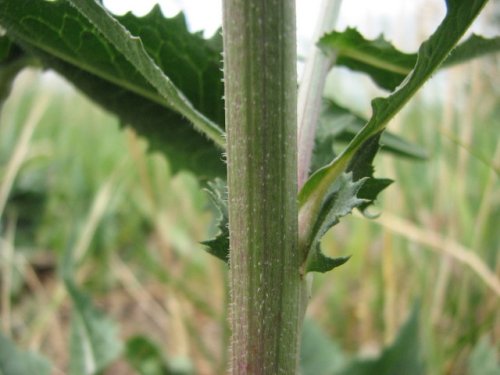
[1,4,499,374]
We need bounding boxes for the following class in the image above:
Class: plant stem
[297,0,342,188]
[222,0,304,373]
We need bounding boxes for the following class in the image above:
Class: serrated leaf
[300,319,348,375]
[299,0,489,242]
[0,0,226,178]
[0,332,52,375]
[303,173,364,273]
[201,179,229,263]
[467,336,500,375]
[312,99,427,172]
[66,0,224,146]
[319,27,415,91]
[319,28,500,91]
[346,133,393,214]
[339,305,425,375]
[445,34,500,67]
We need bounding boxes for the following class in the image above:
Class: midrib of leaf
[339,47,411,75]
[14,31,167,109]
[299,0,490,242]
[66,0,225,148]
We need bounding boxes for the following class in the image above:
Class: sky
[101,0,444,51]
[85,1,496,109]
[100,0,449,107]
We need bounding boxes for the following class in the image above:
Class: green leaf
[0,36,32,111]
[125,336,193,375]
[312,99,427,172]
[303,173,364,273]
[299,0,489,243]
[0,35,12,61]
[300,319,348,375]
[346,133,393,214]
[66,0,224,146]
[62,243,122,374]
[66,282,123,375]
[0,1,226,179]
[319,27,415,91]
[201,179,229,263]
[442,33,500,67]
[125,336,169,375]
[319,29,500,91]
[0,332,52,375]
[467,336,500,375]
[339,305,425,375]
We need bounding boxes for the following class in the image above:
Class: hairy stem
[222,0,304,373]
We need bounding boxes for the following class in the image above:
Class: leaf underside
[0,35,30,109]
[66,0,225,146]
[0,0,226,179]
[319,28,500,91]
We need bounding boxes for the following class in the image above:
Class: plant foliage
[0,333,52,375]
[299,0,491,259]
[0,0,225,178]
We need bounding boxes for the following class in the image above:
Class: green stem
[222,0,304,373]
[297,0,342,188]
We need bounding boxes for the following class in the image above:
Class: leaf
[303,173,364,273]
[339,305,425,375]
[66,282,123,375]
[346,133,393,214]
[442,33,500,67]
[66,0,224,146]
[125,336,194,375]
[299,0,489,243]
[0,332,52,375]
[319,29,500,91]
[0,1,226,179]
[62,243,122,374]
[319,27,415,91]
[0,35,12,61]
[201,179,229,263]
[312,99,427,173]
[0,36,31,111]
[467,336,500,375]
[125,336,170,375]
[300,319,348,375]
